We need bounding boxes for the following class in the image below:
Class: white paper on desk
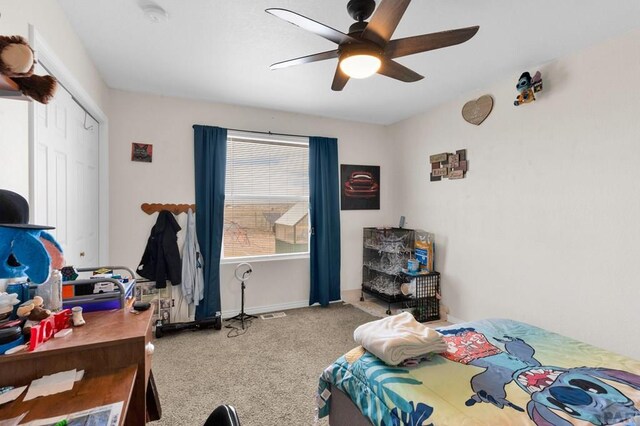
[0,412,27,426]
[23,369,77,402]
[22,401,123,426]
[0,386,27,405]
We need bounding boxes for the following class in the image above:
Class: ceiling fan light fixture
[265,1,480,91]
[339,53,381,79]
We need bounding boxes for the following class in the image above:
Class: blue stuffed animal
[0,189,63,284]
[0,228,62,284]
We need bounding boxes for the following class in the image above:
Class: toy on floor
[0,189,64,284]
[154,314,221,338]
[514,71,543,106]
[0,35,58,104]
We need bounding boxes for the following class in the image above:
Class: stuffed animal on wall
[0,189,64,284]
[17,296,51,335]
[514,71,543,106]
[0,35,58,104]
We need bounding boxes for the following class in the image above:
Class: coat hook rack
[141,203,196,215]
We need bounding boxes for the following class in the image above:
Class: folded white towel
[354,312,446,366]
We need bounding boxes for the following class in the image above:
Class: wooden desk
[0,308,158,425]
[0,366,137,424]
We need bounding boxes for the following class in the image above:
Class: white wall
[389,29,640,359]
[0,98,28,195]
[5,1,635,359]
[0,0,109,197]
[107,89,397,316]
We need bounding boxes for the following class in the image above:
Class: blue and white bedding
[318,319,640,425]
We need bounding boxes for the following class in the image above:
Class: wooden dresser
[0,308,159,425]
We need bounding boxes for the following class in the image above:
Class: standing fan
[226,263,257,334]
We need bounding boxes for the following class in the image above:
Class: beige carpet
[151,303,376,426]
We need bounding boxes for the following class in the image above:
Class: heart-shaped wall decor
[462,95,493,125]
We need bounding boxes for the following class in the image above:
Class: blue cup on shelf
[407,259,419,273]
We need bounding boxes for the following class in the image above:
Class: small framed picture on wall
[131,143,153,163]
[340,164,380,210]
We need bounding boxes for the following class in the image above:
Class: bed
[317,319,640,426]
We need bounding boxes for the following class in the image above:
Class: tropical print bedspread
[317,319,640,425]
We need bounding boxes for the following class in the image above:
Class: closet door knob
[80,252,85,257]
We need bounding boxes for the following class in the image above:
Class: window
[223,132,309,260]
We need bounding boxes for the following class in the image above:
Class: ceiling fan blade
[385,26,480,59]
[270,50,339,70]
[266,8,361,46]
[377,59,423,82]
[331,66,350,91]
[361,0,411,46]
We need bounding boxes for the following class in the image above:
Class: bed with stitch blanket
[317,319,640,426]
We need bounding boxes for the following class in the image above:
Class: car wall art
[340,164,380,210]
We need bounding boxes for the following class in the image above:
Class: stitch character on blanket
[439,327,640,425]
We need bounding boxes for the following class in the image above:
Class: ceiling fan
[266,0,479,91]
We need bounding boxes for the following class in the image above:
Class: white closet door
[34,77,99,268]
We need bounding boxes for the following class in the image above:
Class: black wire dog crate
[400,271,441,322]
[361,227,414,315]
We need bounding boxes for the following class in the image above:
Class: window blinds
[223,134,309,258]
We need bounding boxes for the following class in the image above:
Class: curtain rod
[226,128,310,139]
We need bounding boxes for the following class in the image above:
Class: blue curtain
[193,125,227,319]
[309,136,341,306]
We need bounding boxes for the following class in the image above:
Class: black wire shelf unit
[361,227,441,322]
[361,227,414,315]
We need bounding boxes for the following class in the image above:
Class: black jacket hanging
[137,210,182,288]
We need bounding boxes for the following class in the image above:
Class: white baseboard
[221,298,346,319]
[446,315,466,324]
[221,299,309,319]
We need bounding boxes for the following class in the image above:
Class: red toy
[28,309,71,351]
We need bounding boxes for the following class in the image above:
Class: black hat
[0,189,54,230]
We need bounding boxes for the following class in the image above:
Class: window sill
[220,253,310,265]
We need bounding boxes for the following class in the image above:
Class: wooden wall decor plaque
[432,168,448,177]
[462,95,493,125]
[429,153,448,164]
[429,149,468,181]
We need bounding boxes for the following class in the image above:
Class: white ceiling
[57,0,640,125]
